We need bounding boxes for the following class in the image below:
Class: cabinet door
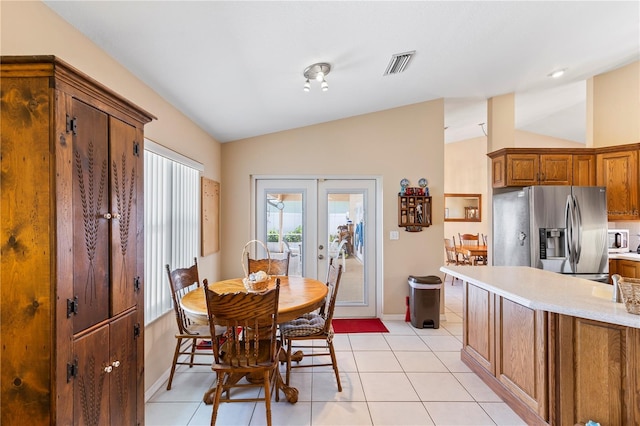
[539,154,572,185]
[491,155,506,188]
[74,325,111,426]
[72,100,110,333]
[109,312,137,425]
[463,283,495,374]
[506,154,539,186]
[618,260,640,278]
[495,298,548,420]
[573,154,596,186]
[109,118,140,315]
[597,149,639,220]
[73,312,137,426]
[556,316,637,425]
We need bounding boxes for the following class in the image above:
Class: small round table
[180,276,328,324]
[180,276,328,404]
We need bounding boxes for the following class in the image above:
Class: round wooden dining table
[180,276,327,404]
[180,275,328,324]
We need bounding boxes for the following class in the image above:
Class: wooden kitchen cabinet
[1,56,154,425]
[596,145,640,220]
[554,315,639,426]
[495,298,548,421]
[488,149,579,188]
[463,283,495,374]
[612,259,640,278]
[462,282,549,425]
[572,153,597,186]
[461,279,639,426]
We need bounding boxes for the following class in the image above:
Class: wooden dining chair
[444,238,461,284]
[247,251,291,276]
[165,259,226,390]
[279,261,344,391]
[202,278,282,426]
[459,233,486,265]
[452,235,471,265]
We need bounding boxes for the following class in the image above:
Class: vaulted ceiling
[44,1,639,144]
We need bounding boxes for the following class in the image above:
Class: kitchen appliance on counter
[493,186,609,282]
[607,229,630,253]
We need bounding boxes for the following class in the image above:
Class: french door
[255,178,378,317]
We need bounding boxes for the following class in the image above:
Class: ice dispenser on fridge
[539,228,566,259]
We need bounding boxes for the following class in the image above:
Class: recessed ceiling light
[548,69,566,78]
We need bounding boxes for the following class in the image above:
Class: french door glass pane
[327,192,364,304]
[265,192,303,277]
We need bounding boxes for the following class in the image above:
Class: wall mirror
[444,193,481,222]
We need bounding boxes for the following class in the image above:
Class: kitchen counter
[440,265,640,328]
[441,264,640,425]
[609,251,640,261]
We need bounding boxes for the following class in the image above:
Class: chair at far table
[247,251,291,276]
[165,259,226,390]
[202,278,282,426]
[458,233,484,265]
[279,261,344,391]
[444,238,462,285]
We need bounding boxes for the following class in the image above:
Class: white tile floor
[145,282,527,426]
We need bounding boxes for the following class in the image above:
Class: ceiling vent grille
[383,50,415,76]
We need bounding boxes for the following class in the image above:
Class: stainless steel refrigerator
[493,186,609,282]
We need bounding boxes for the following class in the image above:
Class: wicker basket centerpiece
[618,276,640,315]
[241,239,271,292]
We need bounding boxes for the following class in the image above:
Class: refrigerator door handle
[565,195,574,265]
[573,194,583,263]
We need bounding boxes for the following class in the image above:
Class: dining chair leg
[211,374,224,426]
[263,369,272,426]
[167,337,183,390]
[328,340,342,392]
[285,338,292,386]
[189,337,197,365]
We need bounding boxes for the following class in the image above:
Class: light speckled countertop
[609,252,640,261]
[440,265,640,329]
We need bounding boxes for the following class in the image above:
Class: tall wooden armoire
[1,56,155,425]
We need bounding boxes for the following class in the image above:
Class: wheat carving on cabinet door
[113,341,131,414]
[78,356,105,426]
[75,142,107,304]
[112,152,135,290]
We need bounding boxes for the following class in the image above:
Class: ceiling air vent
[383,50,415,76]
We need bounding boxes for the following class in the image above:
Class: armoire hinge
[66,114,77,135]
[67,359,78,382]
[66,296,78,318]
[134,323,141,339]
[133,141,140,157]
[134,276,141,292]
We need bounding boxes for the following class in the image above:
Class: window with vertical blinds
[144,139,203,325]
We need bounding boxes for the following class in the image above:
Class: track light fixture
[303,62,331,92]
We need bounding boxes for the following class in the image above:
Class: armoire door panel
[74,325,111,426]
[109,312,137,425]
[72,99,110,333]
[109,118,139,315]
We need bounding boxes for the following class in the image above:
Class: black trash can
[408,275,442,329]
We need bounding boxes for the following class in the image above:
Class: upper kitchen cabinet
[1,56,155,425]
[596,144,640,221]
[488,148,594,188]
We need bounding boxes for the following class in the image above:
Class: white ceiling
[43,1,639,144]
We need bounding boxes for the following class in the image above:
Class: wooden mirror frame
[444,193,481,222]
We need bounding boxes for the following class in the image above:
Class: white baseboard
[145,369,170,402]
[381,313,448,322]
[381,314,405,321]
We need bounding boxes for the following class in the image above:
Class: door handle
[318,254,324,260]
